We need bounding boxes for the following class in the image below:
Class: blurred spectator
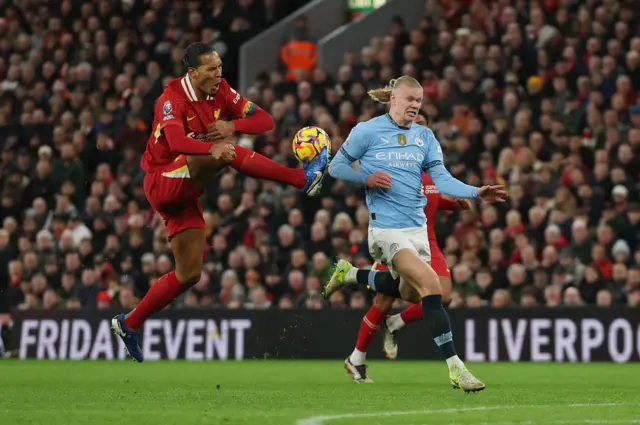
[279,15,318,82]
[1,0,640,314]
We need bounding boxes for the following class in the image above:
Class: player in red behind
[324,114,468,382]
[371,168,468,361]
[111,43,330,362]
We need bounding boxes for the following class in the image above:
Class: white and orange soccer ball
[292,126,331,162]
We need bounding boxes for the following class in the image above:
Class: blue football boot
[111,314,143,363]
[302,146,330,196]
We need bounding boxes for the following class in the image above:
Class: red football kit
[372,172,456,277]
[141,75,278,237]
[120,73,309,341]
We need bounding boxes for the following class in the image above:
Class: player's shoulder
[413,122,434,137]
[354,115,386,133]
[366,115,389,127]
[163,77,186,97]
[217,78,243,103]
[159,78,189,105]
[154,78,189,119]
[413,125,439,152]
[218,78,236,96]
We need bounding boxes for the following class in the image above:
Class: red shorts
[144,155,205,238]
[373,246,450,278]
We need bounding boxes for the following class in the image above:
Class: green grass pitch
[1,361,639,425]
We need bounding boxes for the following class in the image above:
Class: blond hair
[367,76,421,104]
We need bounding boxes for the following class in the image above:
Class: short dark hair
[182,42,216,70]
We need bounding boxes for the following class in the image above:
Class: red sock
[230,146,306,189]
[355,305,385,352]
[399,303,423,324]
[124,271,190,330]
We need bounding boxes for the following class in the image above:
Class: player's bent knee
[175,268,202,286]
[170,228,206,286]
[398,279,421,304]
[374,294,395,313]
[421,270,442,296]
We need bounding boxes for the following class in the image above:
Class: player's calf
[370,294,397,360]
[391,249,478,386]
[334,262,404,299]
[121,229,205,333]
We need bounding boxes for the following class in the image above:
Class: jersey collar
[181,74,213,102]
[386,113,412,130]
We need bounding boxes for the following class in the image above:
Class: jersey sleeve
[421,127,444,172]
[220,79,257,120]
[157,91,186,131]
[421,127,478,199]
[155,90,213,155]
[339,123,369,162]
[328,123,369,184]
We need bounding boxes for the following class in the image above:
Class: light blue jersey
[329,114,478,229]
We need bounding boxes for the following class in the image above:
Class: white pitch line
[295,403,635,425]
[469,420,640,425]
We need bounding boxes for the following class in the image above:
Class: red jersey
[141,76,255,172]
[422,173,458,243]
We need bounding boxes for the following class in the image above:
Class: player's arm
[328,124,368,185]
[159,97,214,155]
[422,128,479,199]
[222,80,274,134]
[437,195,458,210]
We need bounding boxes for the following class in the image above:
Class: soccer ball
[292,126,331,162]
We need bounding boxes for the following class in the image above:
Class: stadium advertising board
[10,308,640,362]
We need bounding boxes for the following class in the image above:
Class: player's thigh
[170,228,206,284]
[186,154,228,190]
[368,228,417,279]
[145,156,203,205]
[392,249,441,298]
[144,166,206,245]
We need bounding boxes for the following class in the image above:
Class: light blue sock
[367,269,378,290]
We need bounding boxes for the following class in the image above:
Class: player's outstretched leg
[229,145,330,196]
[324,260,402,299]
[392,250,485,392]
[112,228,206,362]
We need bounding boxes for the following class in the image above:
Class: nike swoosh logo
[187,116,196,121]
[380,137,389,144]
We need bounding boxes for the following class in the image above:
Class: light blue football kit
[330,114,486,390]
[329,114,479,276]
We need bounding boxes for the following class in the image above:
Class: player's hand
[476,185,508,203]
[209,143,236,162]
[207,121,236,141]
[455,199,471,210]
[365,171,392,189]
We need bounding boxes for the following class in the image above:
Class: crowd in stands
[1,0,639,314]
